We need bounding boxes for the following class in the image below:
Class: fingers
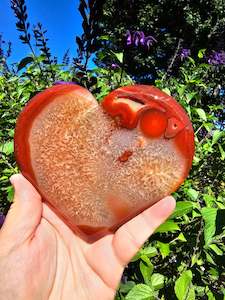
[0,174,42,247]
[85,234,123,291]
[112,196,176,266]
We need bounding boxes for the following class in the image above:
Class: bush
[0,1,224,299]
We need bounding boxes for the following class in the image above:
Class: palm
[35,203,121,300]
[0,175,175,300]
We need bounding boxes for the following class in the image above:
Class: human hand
[0,174,175,300]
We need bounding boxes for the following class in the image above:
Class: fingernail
[9,174,21,186]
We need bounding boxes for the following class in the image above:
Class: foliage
[115,58,225,300]
[90,0,225,85]
[0,0,225,299]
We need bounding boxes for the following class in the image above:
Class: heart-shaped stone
[14,84,194,242]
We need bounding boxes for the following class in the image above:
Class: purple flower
[208,51,225,65]
[139,32,145,46]
[0,213,5,228]
[125,30,157,49]
[53,81,77,85]
[134,36,139,46]
[111,63,119,69]
[133,31,145,46]
[126,30,132,46]
[145,36,157,49]
[180,48,191,60]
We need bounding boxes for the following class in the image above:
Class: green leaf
[131,246,157,263]
[119,281,136,294]
[207,290,216,300]
[203,194,215,207]
[177,233,187,242]
[186,188,199,201]
[125,284,154,300]
[204,122,213,132]
[98,35,110,41]
[193,155,200,165]
[187,288,196,300]
[18,56,34,71]
[191,254,198,266]
[0,141,14,155]
[112,51,123,63]
[177,84,186,97]
[162,88,171,95]
[151,273,164,290]
[157,241,170,258]
[195,286,206,297]
[187,57,196,65]
[205,251,216,265]
[171,201,193,218]
[218,144,225,160]
[185,92,197,103]
[140,261,152,284]
[141,246,157,258]
[175,270,195,300]
[7,185,14,202]
[140,255,154,271]
[198,49,206,59]
[209,244,223,256]
[209,267,219,278]
[212,130,224,145]
[195,108,207,121]
[201,207,217,246]
[155,220,180,233]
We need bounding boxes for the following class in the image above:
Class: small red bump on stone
[117,150,133,162]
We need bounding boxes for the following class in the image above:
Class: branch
[162,38,182,81]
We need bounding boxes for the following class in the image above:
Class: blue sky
[0,0,83,64]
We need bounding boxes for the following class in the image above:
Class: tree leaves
[125,284,154,300]
[171,201,193,218]
[140,261,152,285]
[0,141,14,155]
[2,2,225,300]
[212,130,225,146]
[198,49,206,59]
[218,144,225,160]
[201,207,217,246]
[112,51,124,63]
[155,220,180,233]
[175,270,195,300]
[17,56,34,71]
[186,188,199,201]
[151,273,164,290]
[209,244,223,256]
[157,241,170,258]
[119,281,136,294]
[195,108,207,121]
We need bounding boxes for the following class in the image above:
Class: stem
[198,130,213,147]
[194,124,203,136]
[189,219,204,268]
[19,18,46,80]
[0,153,16,171]
[84,50,90,72]
[28,42,47,81]
[162,38,182,81]
[119,51,125,86]
[39,30,56,81]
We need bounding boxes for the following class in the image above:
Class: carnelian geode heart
[14,84,194,242]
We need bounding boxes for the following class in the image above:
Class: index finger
[112,196,176,266]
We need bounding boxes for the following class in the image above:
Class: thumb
[0,174,42,246]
